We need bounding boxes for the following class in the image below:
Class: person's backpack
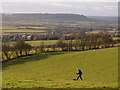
[79,70,82,74]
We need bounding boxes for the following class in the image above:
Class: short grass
[113,37,120,40]
[2,47,118,88]
[25,40,58,46]
[7,40,58,46]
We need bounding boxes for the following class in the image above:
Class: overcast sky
[1,0,119,16]
[1,0,119,2]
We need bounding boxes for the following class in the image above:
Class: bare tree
[2,42,14,60]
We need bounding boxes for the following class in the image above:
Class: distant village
[1,28,119,42]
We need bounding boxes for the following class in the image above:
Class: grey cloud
[2,2,118,16]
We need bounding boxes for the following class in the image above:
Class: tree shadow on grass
[2,52,65,70]
[2,49,91,70]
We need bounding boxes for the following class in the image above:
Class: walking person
[76,68,83,80]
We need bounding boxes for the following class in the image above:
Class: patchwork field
[2,30,46,33]
[2,47,118,89]
[1,26,47,35]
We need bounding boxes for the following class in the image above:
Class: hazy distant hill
[2,13,93,22]
[88,16,117,23]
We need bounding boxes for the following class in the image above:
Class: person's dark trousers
[77,74,83,80]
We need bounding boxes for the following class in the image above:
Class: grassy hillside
[2,48,118,88]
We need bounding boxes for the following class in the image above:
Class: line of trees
[2,40,32,61]
[2,32,117,61]
[46,32,116,51]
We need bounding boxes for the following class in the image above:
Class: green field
[18,26,47,29]
[9,40,58,46]
[3,30,46,33]
[2,47,118,88]
[25,40,58,46]
[1,25,48,35]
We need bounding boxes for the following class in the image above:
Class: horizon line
[0,12,118,17]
